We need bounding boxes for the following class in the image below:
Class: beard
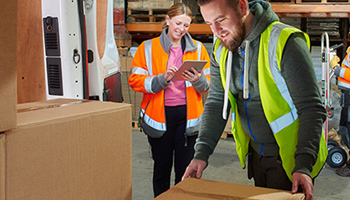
[220,19,246,52]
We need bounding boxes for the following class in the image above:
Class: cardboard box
[120,56,143,121]
[114,25,132,48]
[115,37,133,48]
[121,70,143,122]
[0,0,17,132]
[120,56,134,72]
[0,99,132,200]
[155,178,305,200]
[118,47,132,57]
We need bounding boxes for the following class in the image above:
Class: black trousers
[248,149,305,192]
[147,105,197,198]
[339,90,350,148]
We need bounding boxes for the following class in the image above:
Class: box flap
[16,99,131,127]
[155,178,304,200]
[16,98,89,111]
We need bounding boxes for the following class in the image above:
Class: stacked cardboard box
[0,99,132,200]
[115,25,133,48]
[120,56,134,73]
[118,47,132,56]
[1,1,132,199]
[155,178,305,200]
[0,0,17,133]
[120,56,143,122]
[115,25,133,57]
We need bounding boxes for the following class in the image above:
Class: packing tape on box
[17,99,90,113]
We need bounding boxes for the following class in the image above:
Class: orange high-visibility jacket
[338,51,350,90]
[128,28,211,137]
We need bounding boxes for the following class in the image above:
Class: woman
[128,3,210,197]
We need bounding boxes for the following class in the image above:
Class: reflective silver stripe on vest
[185,69,200,128]
[340,67,346,78]
[144,40,154,93]
[338,80,350,89]
[187,115,201,128]
[231,112,235,122]
[197,41,202,60]
[268,23,298,133]
[145,76,155,93]
[203,68,210,76]
[145,40,153,75]
[140,108,166,131]
[215,44,223,64]
[343,53,350,67]
[184,81,201,128]
[197,42,211,76]
[343,59,350,68]
[131,67,148,75]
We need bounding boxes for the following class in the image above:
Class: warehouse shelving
[124,2,350,57]
[125,3,350,33]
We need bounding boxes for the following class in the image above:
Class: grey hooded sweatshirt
[194,1,326,177]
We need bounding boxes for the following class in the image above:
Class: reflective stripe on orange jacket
[128,28,211,137]
[339,51,350,90]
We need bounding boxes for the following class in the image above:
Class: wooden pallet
[267,0,350,3]
[127,7,168,23]
[221,131,233,139]
[132,121,142,129]
[117,47,131,56]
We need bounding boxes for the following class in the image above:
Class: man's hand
[331,56,340,69]
[292,172,314,200]
[182,159,207,180]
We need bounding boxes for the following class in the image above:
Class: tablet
[171,60,208,81]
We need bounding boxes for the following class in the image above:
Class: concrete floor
[132,128,350,200]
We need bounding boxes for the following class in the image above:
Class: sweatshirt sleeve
[193,53,229,163]
[281,33,327,177]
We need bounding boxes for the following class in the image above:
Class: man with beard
[182,0,328,200]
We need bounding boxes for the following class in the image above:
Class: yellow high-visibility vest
[214,21,328,181]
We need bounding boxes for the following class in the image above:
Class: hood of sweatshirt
[245,1,279,44]
[222,1,280,119]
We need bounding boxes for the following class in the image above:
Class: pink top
[164,46,186,106]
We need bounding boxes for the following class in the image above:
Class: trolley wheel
[327,146,348,168]
[327,140,340,150]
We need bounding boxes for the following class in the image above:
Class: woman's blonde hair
[161,3,193,29]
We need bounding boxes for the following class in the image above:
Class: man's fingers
[182,166,196,180]
[190,170,197,178]
[195,170,202,179]
[291,181,299,194]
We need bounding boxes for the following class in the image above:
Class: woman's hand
[183,67,202,82]
[164,65,178,82]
